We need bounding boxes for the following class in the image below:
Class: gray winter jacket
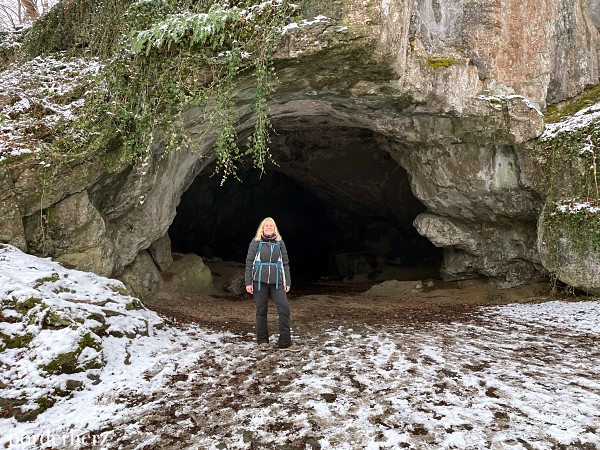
[245,239,291,288]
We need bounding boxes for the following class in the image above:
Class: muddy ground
[145,262,553,334]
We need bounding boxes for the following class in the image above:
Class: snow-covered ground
[1,244,599,449]
[0,51,100,162]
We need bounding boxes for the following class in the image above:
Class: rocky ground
[123,272,599,449]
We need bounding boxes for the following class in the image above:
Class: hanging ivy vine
[25,0,299,183]
[116,0,295,182]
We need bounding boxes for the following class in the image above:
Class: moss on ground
[0,331,34,349]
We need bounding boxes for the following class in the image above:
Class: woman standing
[245,217,300,352]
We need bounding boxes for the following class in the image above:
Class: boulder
[364,280,423,297]
[414,213,545,286]
[119,250,163,300]
[538,207,600,295]
[162,253,214,295]
[148,234,174,272]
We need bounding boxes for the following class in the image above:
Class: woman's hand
[284,285,290,293]
[246,285,253,294]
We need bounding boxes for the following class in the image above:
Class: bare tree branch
[0,2,21,28]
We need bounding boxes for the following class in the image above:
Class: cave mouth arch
[168,125,442,288]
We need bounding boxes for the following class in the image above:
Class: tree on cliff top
[0,0,57,29]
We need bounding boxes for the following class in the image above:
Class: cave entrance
[169,170,332,282]
[168,126,442,289]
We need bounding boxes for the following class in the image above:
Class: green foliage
[22,0,132,57]
[34,0,299,183]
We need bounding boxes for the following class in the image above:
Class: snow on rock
[0,244,162,422]
[0,53,101,162]
[542,101,600,140]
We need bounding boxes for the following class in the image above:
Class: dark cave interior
[168,126,443,285]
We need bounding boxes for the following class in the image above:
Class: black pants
[253,282,292,348]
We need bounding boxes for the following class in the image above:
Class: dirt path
[144,278,552,335]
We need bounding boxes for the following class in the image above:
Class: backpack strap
[253,241,282,290]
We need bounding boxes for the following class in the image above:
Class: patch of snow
[0,54,102,162]
[553,199,600,215]
[1,244,599,449]
[281,15,331,35]
[542,101,600,140]
[476,94,543,116]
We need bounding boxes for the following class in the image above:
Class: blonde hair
[254,217,282,241]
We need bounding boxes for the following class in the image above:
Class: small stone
[87,373,101,385]
[242,430,254,443]
[320,392,337,403]
[65,379,84,391]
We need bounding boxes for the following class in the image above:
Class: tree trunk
[20,0,39,21]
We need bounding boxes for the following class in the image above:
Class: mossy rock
[39,350,80,374]
[55,379,85,397]
[11,297,43,315]
[427,57,459,69]
[0,396,55,422]
[86,312,109,335]
[0,397,28,422]
[16,396,56,422]
[545,83,600,123]
[33,273,60,288]
[125,298,144,311]
[108,283,129,296]
[0,331,33,349]
[42,308,75,329]
[539,206,600,295]
[39,332,103,374]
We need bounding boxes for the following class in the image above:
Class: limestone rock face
[408,0,600,108]
[589,0,600,29]
[537,207,600,295]
[414,213,544,286]
[24,190,116,277]
[0,174,26,251]
[89,147,205,273]
[1,0,600,294]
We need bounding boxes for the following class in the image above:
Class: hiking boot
[279,343,301,352]
[258,342,270,351]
